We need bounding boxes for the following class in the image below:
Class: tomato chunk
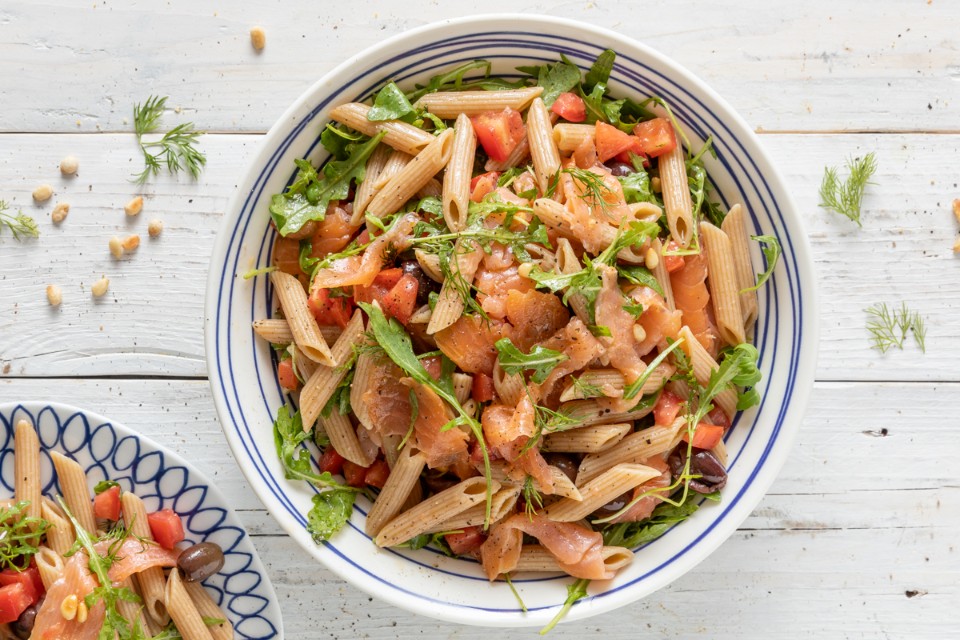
[380,274,419,325]
[277,358,299,391]
[354,268,403,306]
[0,583,32,624]
[470,171,500,202]
[147,509,185,550]
[632,117,677,158]
[595,121,639,163]
[342,461,369,488]
[319,448,346,475]
[550,92,586,123]
[654,390,684,426]
[662,240,685,273]
[364,460,391,489]
[471,373,495,403]
[683,423,725,450]
[445,526,487,555]
[93,485,122,521]
[471,108,525,163]
[307,287,353,328]
[0,568,40,605]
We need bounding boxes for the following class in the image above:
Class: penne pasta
[426,239,482,334]
[552,123,595,152]
[722,204,759,335]
[352,143,392,224]
[50,451,95,535]
[526,97,562,193]
[373,150,413,190]
[252,318,294,344]
[426,486,520,533]
[183,580,235,640]
[40,498,73,555]
[366,128,455,218]
[559,398,657,429]
[543,423,633,454]
[365,444,426,537]
[122,492,171,626]
[418,177,443,199]
[349,348,376,431]
[514,544,633,573]
[414,249,444,283]
[678,326,738,419]
[650,238,676,311]
[545,463,661,522]
[492,360,525,408]
[659,141,694,247]
[700,221,746,347]
[117,576,154,636]
[320,412,374,467]
[329,102,435,156]
[270,270,335,365]
[14,419,41,535]
[576,418,686,485]
[34,545,64,590]
[299,310,365,429]
[441,113,477,231]
[418,87,543,118]
[452,373,474,405]
[557,365,674,402]
[165,569,216,640]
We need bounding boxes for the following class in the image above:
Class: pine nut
[122,234,140,251]
[46,285,62,306]
[108,236,124,259]
[32,184,53,202]
[52,202,70,224]
[61,594,78,620]
[651,177,661,193]
[250,26,266,51]
[633,324,647,343]
[148,219,163,237]
[60,155,79,176]
[517,262,533,278]
[91,277,110,297]
[124,196,143,217]
[644,246,659,270]
[76,600,88,623]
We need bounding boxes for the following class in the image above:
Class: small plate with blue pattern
[0,402,282,639]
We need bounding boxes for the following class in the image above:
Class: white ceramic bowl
[0,402,282,638]
[205,15,817,628]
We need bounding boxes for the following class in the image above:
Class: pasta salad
[253,50,778,628]
[1,418,233,639]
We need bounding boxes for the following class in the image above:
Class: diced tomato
[550,92,587,123]
[471,108,525,163]
[354,268,403,306]
[0,568,40,604]
[308,287,353,328]
[0,583,32,624]
[654,390,684,426]
[147,509,185,550]
[380,274,419,325]
[471,373,495,403]
[470,171,500,203]
[276,358,299,391]
[632,117,677,158]
[342,461,369,488]
[93,485,122,521]
[421,356,442,381]
[363,460,391,489]
[707,407,731,429]
[318,448,346,475]
[662,240,685,273]
[683,423,725,450]
[595,121,640,163]
[444,526,487,555]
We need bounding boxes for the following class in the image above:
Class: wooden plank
[1,133,957,380]
[0,1,958,134]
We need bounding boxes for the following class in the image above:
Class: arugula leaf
[494,338,568,384]
[320,124,364,160]
[540,578,590,635]
[616,157,659,206]
[708,343,762,411]
[622,337,686,400]
[94,480,121,495]
[298,239,320,277]
[617,264,664,296]
[741,235,781,293]
[584,49,615,90]
[306,489,355,543]
[531,58,582,107]
[622,301,644,318]
[405,60,493,103]
[399,531,456,556]
[601,491,718,548]
[272,406,356,490]
[320,366,354,419]
[270,131,385,236]
[0,501,49,571]
[367,81,416,122]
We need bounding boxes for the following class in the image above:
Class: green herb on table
[818,152,878,226]
[865,302,926,354]
[133,95,206,183]
[0,200,39,241]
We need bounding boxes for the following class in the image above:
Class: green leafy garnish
[866,302,926,354]
[270,131,386,236]
[306,489,355,543]
[494,338,567,384]
[622,337,686,400]
[273,405,358,491]
[298,239,320,277]
[818,152,878,226]
[617,264,664,296]
[602,491,720,548]
[320,366,354,418]
[540,578,590,635]
[0,501,49,571]
[570,375,605,399]
[132,95,206,183]
[518,57,581,107]
[320,124,364,160]
[367,81,416,122]
[241,265,277,280]
[0,201,39,241]
[616,157,659,206]
[522,475,543,520]
[741,235,781,293]
[405,60,493,103]
[399,531,457,556]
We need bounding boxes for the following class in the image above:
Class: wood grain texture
[0,1,958,134]
[1,133,957,380]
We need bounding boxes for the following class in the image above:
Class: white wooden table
[2,2,958,637]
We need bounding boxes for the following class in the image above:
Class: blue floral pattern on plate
[0,402,282,639]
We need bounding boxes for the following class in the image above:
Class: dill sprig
[563,167,614,216]
[522,475,543,520]
[0,501,49,570]
[866,302,926,353]
[571,375,605,399]
[0,200,39,241]
[818,152,878,226]
[133,95,206,183]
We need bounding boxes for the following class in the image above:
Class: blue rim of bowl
[0,401,283,638]
[205,15,817,626]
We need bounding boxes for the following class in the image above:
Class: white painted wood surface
[1,2,958,638]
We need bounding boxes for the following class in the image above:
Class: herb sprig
[133,95,206,183]
[0,201,39,241]
[865,302,926,353]
[819,152,878,226]
[494,338,567,384]
[0,501,49,570]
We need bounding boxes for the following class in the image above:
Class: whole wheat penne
[559,397,656,429]
[418,87,543,118]
[252,318,294,344]
[546,466,583,501]
[700,221,746,347]
[426,239,482,334]
[553,237,592,326]
[721,204,759,334]
[366,128,455,218]
[116,576,154,635]
[407,304,433,325]
[712,437,729,468]
[122,492,171,626]
[678,326,738,419]
[329,102,435,156]
[350,349,376,431]
[365,444,426,537]
[492,360,525,407]
[452,373,474,405]
[40,499,73,555]
[293,344,320,383]
[320,412,374,467]
[165,569,215,640]
[553,123,595,152]
[543,423,632,454]
[526,98,561,193]
[352,143,392,224]
[576,418,686,485]
[545,463,661,522]
[659,141,694,247]
[34,546,64,590]
[558,365,674,402]
[50,452,95,535]
[414,249,444,283]
[650,238,676,311]
[270,270,335,365]
[514,544,633,573]
[375,476,499,547]
[418,177,443,199]
[426,486,520,533]
[299,310,364,429]
[534,198,644,264]
[373,150,412,190]
[182,580,235,640]
[442,114,477,231]
[14,420,41,534]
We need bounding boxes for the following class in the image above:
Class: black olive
[670,447,727,494]
[543,453,578,484]
[400,260,441,306]
[594,490,633,515]
[423,469,459,495]
[606,162,634,177]
[10,603,38,639]
[176,542,226,583]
